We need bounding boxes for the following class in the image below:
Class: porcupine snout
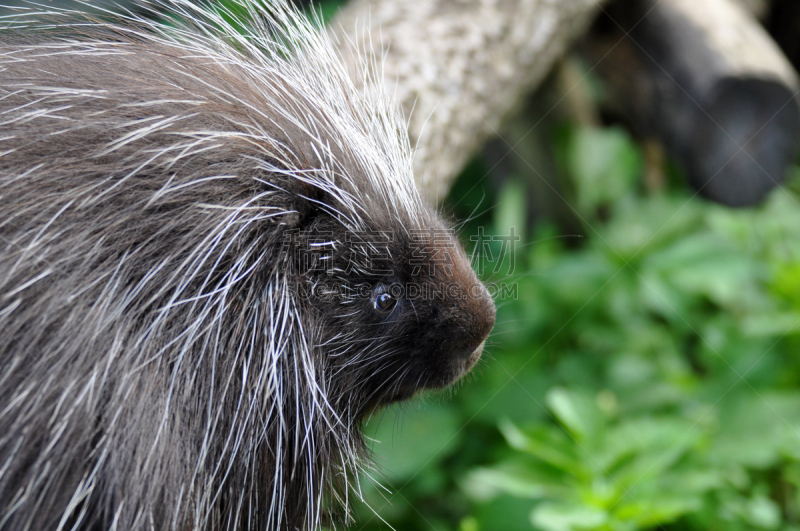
[387,225,496,392]
[430,251,496,375]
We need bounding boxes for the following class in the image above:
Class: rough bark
[330,0,607,204]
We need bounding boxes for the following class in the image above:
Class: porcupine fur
[0,1,496,530]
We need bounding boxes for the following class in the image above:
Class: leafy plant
[353,123,800,531]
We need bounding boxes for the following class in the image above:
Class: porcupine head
[0,1,495,530]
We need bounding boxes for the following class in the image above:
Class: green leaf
[742,312,800,337]
[566,126,642,214]
[546,388,605,444]
[462,461,567,501]
[496,179,528,244]
[744,495,781,530]
[531,502,608,531]
[614,495,701,527]
[713,392,800,469]
[498,420,587,476]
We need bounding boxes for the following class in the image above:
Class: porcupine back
[0,2,495,530]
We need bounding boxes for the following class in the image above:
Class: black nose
[449,286,495,358]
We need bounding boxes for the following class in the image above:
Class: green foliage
[353,124,800,530]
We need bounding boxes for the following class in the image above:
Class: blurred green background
[351,121,800,530]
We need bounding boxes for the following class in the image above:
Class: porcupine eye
[372,284,398,315]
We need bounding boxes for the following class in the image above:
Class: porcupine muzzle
[377,231,497,404]
[431,273,496,384]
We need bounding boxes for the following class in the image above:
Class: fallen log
[586,0,800,207]
[330,0,608,204]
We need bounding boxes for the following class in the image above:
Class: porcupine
[0,0,495,529]
[0,0,494,530]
